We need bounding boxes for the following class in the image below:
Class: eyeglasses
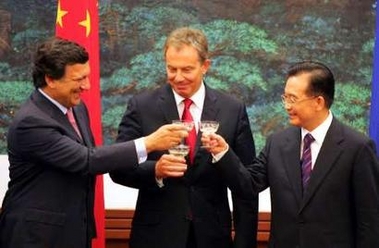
[281,94,317,106]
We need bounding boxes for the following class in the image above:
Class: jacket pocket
[24,208,66,247]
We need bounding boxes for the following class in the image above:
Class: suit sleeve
[7,114,139,176]
[110,96,160,189]
[353,139,379,247]
[227,104,258,248]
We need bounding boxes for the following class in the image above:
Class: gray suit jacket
[221,118,379,248]
[0,90,138,248]
[110,84,258,248]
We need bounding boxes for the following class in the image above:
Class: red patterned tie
[182,99,196,163]
[301,133,315,190]
[67,108,82,139]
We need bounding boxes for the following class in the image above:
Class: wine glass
[199,120,219,148]
[172,120,194,144]
[168,144,189,157]
[172,120,194,132]
[199,120,219,134]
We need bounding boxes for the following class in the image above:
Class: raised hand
[144,124,188,153]
[155,154,188,178]
[201,133,228,155]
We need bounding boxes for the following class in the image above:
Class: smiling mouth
[72,90,82,97]
[176,84,189,90]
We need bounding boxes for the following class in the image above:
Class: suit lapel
[282,128,303,205]
[158,84,181,123]
[196,86,219,162]
[300,119,344,211]
[201,86,219,121]
[32,90,86,144]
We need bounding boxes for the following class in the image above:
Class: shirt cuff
[134,137,147,164]
[211,144,229,163]
[155,177,164,188]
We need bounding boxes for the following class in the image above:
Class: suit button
[185,212,193,221]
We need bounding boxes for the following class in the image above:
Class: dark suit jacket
[0,90,139,248]
[110,84,258,248]
[221,118,379,248]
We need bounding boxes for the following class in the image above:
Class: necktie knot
[183,98,193,110]
[303,133,315,147]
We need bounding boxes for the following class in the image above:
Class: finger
[163,161,187,168]
[168,123,187,131]
[209,133,219,141]
[160,166,186,177]
[171,165,188,171]
[166,172,185,177]
[164,155,186,163]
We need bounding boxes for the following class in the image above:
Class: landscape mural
[0,0,375,153]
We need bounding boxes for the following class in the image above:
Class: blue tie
[301,133,315,190]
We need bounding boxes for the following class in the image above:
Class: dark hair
[286,61,335,108]
[32,37,89,88]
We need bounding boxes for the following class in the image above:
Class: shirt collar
[172,82,205,110]
[38,88,68,114]
[301,111,333,145]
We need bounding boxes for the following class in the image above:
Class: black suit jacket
[0,90,139,248]
[221,118,379,248]
[110,84,258,248]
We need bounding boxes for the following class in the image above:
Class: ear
[44,75,55,88]
[315,95,326,110]
[202,59,211,74]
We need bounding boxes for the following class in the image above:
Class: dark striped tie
[301,133,315,190]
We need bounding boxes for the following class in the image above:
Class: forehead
[63,62,90,78]
[166,45,200,64]
[284,72,311,96]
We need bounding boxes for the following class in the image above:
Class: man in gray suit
[0,37,187,248]
[204,61,379,248]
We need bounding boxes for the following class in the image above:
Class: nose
[80,77,91,90]
[173,71,185,82]
[283,102,291,110]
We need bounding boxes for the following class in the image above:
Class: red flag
[55,1,105,248]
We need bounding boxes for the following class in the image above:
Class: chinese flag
[55,1,105,248]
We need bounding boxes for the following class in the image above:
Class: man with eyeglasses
[202,61,379,248]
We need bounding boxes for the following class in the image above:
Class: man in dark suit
[0,37,188,248]
[205,61,379,248]
[110,27,258,248]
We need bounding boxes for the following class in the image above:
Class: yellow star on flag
[56,0,68,28]
[79,10,91,37]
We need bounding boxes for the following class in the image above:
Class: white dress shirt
[301,111,333,169]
